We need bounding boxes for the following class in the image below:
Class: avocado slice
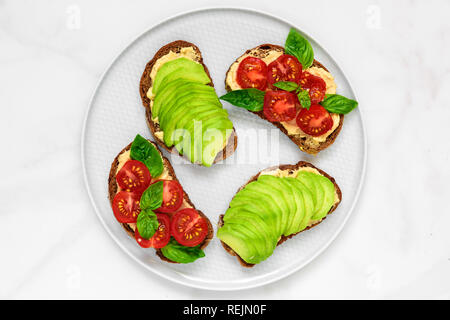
[161,99,221,147]
[217,225,260,264]
[224,209,277,261]
[182,112,232,165]
[297,171,335,220]
[158,86,219,128]
[294,179,315,232]
[256,175,295,236]
[243,181,285,237]
[224,206,278,243]
[229,190,279,239]
[281,178,306,235]
[152,58,210,95]
[200,118,233,166]
[155,81,215,120]
[153,80,214,118]
[223,218,266,261]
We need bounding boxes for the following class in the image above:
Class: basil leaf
[220,89,265,111]
[320,94,358,114]
[273,81,299,92]
[130,134,163,178]
[136,209,158,240]
[297,90,311,110]
[160,238,205,263]
[285,28,314,69]
[140,180,163,210]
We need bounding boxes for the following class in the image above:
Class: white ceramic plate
[82,7,366,290]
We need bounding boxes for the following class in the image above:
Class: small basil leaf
[136,209,158,240]
[130,134,164,178]
[297,90,311,110]
[160,238,205,263]
[285,28,314,69]
[273,81,299,92]
[220,89,265,112]
[320,94,358,114]
[140,180,163,210]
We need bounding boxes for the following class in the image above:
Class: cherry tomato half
[116,160,151,194]
[236,56,268,90]
[154,180,183,213]
[263,90,298,122]
[296,104,333,137]
[112,191,141,223]
[267,54,303,86]
[300,72,327,104]
[170,209,208,247]
[135,213,171,249]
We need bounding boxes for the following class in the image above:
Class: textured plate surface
[82,8,366,290]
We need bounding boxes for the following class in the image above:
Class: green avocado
[182,112,232,165]
[281,178,305,235]
[256,175,295,236]
[152,58,210,95]
[294,178,315,232]
[242,181,285,237]
[223,218,266,260]
[297,171,335,220]
[225,214,276,262]
[154,80,215,119]
[224,206,277,245]
[158,86,219,129]
[161,99,221,146]
[217,225,260,264]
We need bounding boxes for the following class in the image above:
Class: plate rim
[81,6,367,291]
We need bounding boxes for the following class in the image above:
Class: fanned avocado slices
[151,56,234,166]
[218,170,337,265]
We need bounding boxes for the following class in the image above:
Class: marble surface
[0,0,449,299]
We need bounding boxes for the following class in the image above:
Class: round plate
[82,7,366,290]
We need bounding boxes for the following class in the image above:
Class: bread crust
[217,161,342,267]
[139,40,237,164]
[224,44,344,154]
[108,140,214,264]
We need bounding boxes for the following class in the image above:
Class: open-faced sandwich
[108,134,213,263]
[217,162,341,267]
[221,28,358,154]
[139,40,237,166]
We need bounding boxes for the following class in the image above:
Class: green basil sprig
[130,134,163,178]
[320,94,358,114]
[140,180,163,210]
[219,88,265,111]
[136,209,159,240]
[273,81,311,110]
[272,81,298,92]
[285,28,314,69]
[160,238,205,263]
[297,90,311,110]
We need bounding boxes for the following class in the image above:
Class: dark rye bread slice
[108,139,213,264]
[217,161,342,267]
[139,40,237,164]
[224,44,344,155]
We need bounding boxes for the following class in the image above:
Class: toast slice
[139,40,237,164]
[224,44,344,154]
[218,161,342,267]
[108,139,213,263]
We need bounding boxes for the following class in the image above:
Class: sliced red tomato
[267,54,303,86]
[116,160,151,194]
[236,56,268,90]
[154,180,183,213]
[170,209,208,247]
[112,191,140,223]
[135,213,171,249]
[300,72,327,104]
[263,90,297,122]
[296,104,333,137]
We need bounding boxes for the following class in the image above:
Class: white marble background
[0,0,449,299]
